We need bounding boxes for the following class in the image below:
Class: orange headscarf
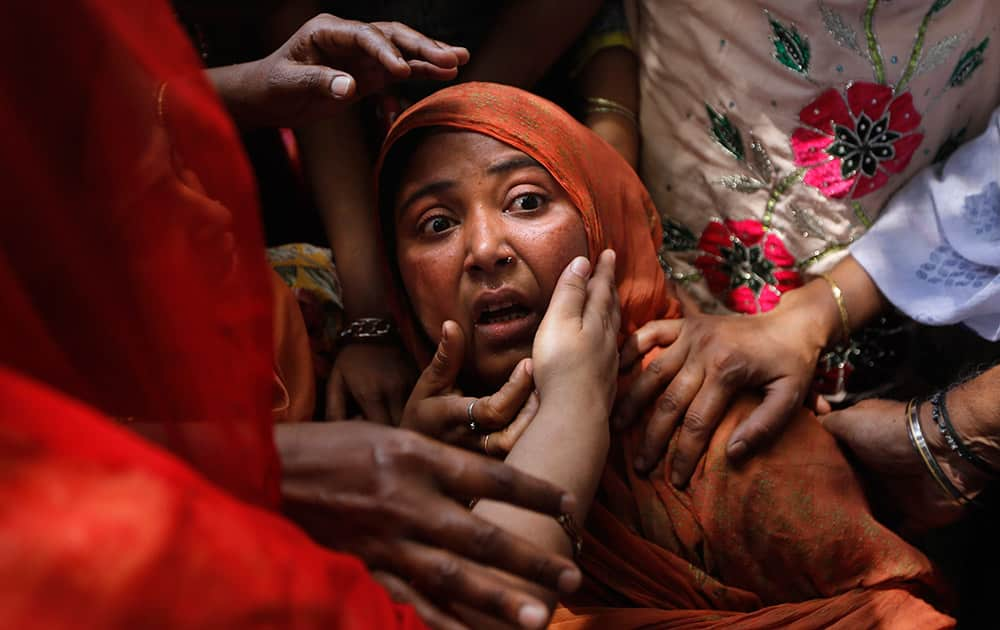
[375,83,954,629]
[375,82,680,363]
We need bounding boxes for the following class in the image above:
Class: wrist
[772,279,840,351]
[918,398,992,501]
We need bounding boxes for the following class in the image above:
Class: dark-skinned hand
[208,14,469,127]
[614,288,825,486]
[401,321,537,455]
[275,420,581,630]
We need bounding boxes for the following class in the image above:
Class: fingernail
[518,603,548,629]
[728,440,748,461]
[330,75,353,97]
[440,322,449,342]
[570,257,590,277]
[633,456,646,472]
[523,358,533,376]
[558,567,582,593]
[559,493,577,514]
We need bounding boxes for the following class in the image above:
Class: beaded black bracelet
[930,391,998,477]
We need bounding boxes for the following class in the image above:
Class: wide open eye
[511,193,545,211]
[420,215,458,235]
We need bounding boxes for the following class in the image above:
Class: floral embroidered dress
[629,0,998,392]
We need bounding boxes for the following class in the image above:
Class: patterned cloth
[629,0,1000,394]
[853,106,1000,340]
[267,244,344,380]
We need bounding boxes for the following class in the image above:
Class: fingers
[633,359,702,474]
[583,250,620,333]
[412,321,465,399]
[664,374,727,485]
[374,21,469,69]
[310,15,411,77]
[473,358,535,432]
[612,340,688,431]
[325,369,348,421]
[726,377,804,462]
[486,390,540,457]
[619,319,683,370]
[372,571,468,630]
[545,256,592,323]
[428,441,575,516]
[357,391,392,426]
[388,540,554,629]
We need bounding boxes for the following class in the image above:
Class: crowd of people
[2,1,998,628]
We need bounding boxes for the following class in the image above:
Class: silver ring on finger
[467,399,480,433]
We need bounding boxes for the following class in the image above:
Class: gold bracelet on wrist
[583,96,637,127]
[905,398,973,506]
[819,273,851,343]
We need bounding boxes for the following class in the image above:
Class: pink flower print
[694,219,803,314]
[791,82,923,199]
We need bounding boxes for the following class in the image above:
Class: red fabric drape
[0,1,422,626]
[374,82,955,628]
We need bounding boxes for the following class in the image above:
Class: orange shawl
[376,82,954,628]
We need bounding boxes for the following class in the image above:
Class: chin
[468,348,530,395]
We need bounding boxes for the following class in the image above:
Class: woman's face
[394,131,588,391]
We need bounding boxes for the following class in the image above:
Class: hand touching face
[394,131,588,393]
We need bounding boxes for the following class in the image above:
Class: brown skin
[207,13,469,128]
[394,131,589,394]
[275,420,582,630]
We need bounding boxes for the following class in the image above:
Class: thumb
[816,408,850,441]
[298,65,358,102]
[543,256,592,324]
[412,320,465,398]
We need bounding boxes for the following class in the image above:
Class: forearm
[296,112,391,319]
[939,364,1000,472]
[474,390,609,558]
[578,46,639,167]
[460,0,603,87]
[206,63,266,127]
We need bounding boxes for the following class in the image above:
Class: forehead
[397,130,534,190]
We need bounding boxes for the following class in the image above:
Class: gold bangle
[905,399,968,506]
[583,96,637,126]
[819,273,851,343]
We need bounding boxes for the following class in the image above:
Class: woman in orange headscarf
[378,82,955,628]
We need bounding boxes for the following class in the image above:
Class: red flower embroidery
[791,82,923,199]
[694,219,802,314]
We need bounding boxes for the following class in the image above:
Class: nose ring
[501,256,514,265]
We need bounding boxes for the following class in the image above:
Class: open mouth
[476,301,532,325]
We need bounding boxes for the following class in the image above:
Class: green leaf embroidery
[949,37,990,87]
[748,136,774,182]
[660,218,699,252]
[716,174,768,193]
[767,13,811,75]
[706,105,744,161]
[930,0,952,15]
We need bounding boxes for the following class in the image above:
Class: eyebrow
[396,155,546,215]
[485,155,545,175]
[397,180,456,216]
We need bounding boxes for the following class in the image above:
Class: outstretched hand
[614,288,827,486]
[401,320,536,455]
[326,343,416,425]
[210,14,469,127]
[276,420,581,630]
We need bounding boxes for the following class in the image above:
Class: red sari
[376,82,955,628]
[0,1,420,627]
